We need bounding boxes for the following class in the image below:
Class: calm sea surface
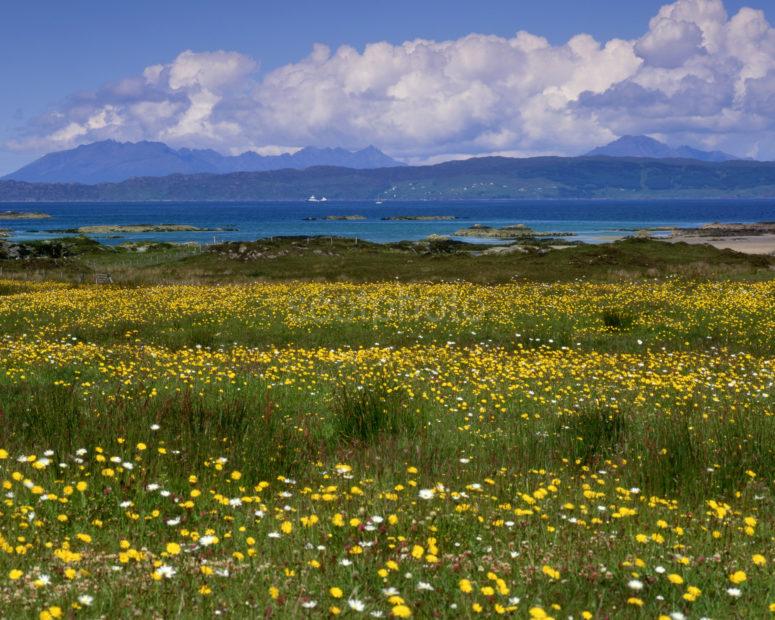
[3,199,775,245]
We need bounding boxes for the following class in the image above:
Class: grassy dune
[1,236,773,285]
[0,272,773,618]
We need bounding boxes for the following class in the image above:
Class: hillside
[2,155,775,202]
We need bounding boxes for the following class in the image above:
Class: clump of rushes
[330,377,425,444]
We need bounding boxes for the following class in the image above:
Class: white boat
[320,196,328,202]
[307,195,320,202]
[375,200,383,204]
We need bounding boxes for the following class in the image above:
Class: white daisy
[627,579,644,591]
[78,594,94,606]
[156,565,176,579]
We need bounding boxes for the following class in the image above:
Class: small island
[303,215,366,221]
[454,223,575,239]
[381,215,458,221]
[50,224,237,234]
[0,210,51,220]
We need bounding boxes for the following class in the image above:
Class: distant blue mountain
[4,140,406,184]
[587,135,739,162]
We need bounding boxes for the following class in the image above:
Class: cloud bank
[9,0,775,161]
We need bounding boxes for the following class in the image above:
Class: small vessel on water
[307,195,328,202]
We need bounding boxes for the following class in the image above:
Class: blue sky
[2,0,775,173]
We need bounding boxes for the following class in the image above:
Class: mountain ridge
[2,155,775,202]
[3,140,406,184]
[586,135,739,162]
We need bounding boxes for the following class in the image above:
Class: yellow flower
[39,607,62,620]
[330,587,343,598]
[729,570,747,584]
[280,521,293,535]
[752,554,766,567]
[542,565,560,580]
[667,573,684,585]
[230,470,242,481]
[392,605,412,618]
[166,542,181,555]
[627,598,643,607]
[459,579,473,593]
[8,569,23,580]
[268,586,279,600]
[411,545,424,559]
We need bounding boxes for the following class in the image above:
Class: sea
[3,199,775,246]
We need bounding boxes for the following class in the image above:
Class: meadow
[0,261,773,617]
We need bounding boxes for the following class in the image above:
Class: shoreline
[2,196,775,205]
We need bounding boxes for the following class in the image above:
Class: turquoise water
[3,199,775,245]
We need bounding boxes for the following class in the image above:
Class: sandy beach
[666,234,775,255]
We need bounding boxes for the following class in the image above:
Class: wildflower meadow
[0,279,773,618]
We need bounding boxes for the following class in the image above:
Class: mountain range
[3,140,405,184]
[586,135,739,162]
[2,155,775,202]
[2,135,747,187]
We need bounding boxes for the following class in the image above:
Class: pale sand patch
[666,234,775,255]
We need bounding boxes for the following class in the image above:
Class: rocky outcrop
[454,224,575,239]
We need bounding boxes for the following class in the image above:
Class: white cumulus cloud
[8,0,775,161]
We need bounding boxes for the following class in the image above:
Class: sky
[2,0,775,174]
